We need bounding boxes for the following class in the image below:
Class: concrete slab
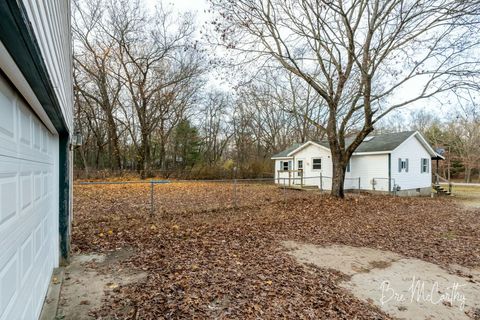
[56,249,146,319]
[283,241,480,320]
[40,268,65,320]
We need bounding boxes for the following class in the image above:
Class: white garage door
[0,75,59,319]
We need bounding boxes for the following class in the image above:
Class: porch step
[433,184,451,196]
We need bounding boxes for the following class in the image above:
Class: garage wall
[0,75,59,320]
[21,0,73,131]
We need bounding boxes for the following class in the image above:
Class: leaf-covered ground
[72,182,480,319]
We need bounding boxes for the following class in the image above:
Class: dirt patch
[284,241,480,320]
[57,248,146,319]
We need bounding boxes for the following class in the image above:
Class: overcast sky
[141,0,457,119]
[146,0,210,20]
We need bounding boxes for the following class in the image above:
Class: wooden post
[233,177,237,209]
[320,172,323,191]
[300,170,303,188]
[372,178,376,191]
[150,180,154,216]
[288,171,291,186]
[358,177,361,191]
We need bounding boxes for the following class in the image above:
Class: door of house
[296,159,304,184]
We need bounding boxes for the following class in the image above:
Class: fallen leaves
[72,182,480,319]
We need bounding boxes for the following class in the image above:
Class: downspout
[388,153,392,193]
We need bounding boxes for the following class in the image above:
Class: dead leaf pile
[72,183,480,319]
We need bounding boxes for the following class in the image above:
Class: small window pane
[312,158,322,170]
[421,158,429,173]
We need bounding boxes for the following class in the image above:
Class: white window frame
[312,157,322,171]
[421,158,429,173]
[280,160,291,171]
[399,158,409,172]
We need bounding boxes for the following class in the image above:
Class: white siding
[0,75,59,320]
[22,0,74,131]
[348,154,390,191]
[390,135,432,190]
[275,143,333,189]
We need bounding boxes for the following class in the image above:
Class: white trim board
[0,40,57,135]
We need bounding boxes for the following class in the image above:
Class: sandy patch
[283,241,480,320]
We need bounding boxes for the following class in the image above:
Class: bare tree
[211,0,480,197]
[108,0,204,177]
[73,0,124,170]
[199,91,234,165]
[447,104,480,182]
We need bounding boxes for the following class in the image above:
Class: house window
[346,159,351,173]
[280,161,291,171]
[421,158,429,173]
[398,158,409,172]
[312,158,322,170]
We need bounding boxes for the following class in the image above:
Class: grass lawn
[71,182,480,319]
[450,184,480,208]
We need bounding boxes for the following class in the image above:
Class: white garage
[0,1,73,319]
[0,75,59,319]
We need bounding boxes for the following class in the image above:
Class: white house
[272,131,442,196]
[0,1,73,319]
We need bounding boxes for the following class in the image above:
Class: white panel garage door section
[0,75,59,319]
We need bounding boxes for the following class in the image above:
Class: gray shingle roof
[273,131,417,158]
[345,131,416,153]
[272,143,303,158]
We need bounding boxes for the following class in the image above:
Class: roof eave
[352,151,392,156]
[286,141,330,156]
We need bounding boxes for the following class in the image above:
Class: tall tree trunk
[465,166,472,183]
[330,151,347,198]
[78,146,89,178]
[139,132,151,179]
[106,114,122,171]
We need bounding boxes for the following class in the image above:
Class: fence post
[300,170,303,188]
[358,177,361,192]
[372,178,375,191]
[233,177,238,209]
[320,172,323,191]
[150,180,154,216]
[288,171,291,186]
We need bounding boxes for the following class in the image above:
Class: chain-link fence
[75,175,376,218]
[75,178,307,217]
